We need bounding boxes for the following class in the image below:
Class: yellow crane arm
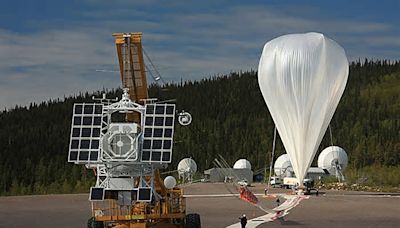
[113,32,149,103]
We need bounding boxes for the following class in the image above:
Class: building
[204,168,253,184]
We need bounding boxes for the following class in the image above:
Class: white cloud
[0,28,120,109]
[364,36,400,47]
[0,2,398,109]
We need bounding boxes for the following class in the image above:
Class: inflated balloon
[258,32,348,186]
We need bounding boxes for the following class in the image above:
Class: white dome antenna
[318,146,348,181]
[233,159,251,170]
[274,154,293,177]
[177,158,197,183]
[164,176,177,189]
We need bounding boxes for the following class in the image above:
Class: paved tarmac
[1,183,399,227]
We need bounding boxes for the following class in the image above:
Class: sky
[0,0,399,110]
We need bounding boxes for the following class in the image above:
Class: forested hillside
[0,59,399,195]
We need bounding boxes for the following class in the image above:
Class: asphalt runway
[1,183,399,227]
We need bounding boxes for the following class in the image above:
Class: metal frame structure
[68,89,177,190]
[68,89,188,227]
[67,32,197,228]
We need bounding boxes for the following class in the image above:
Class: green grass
[316,165,400,192]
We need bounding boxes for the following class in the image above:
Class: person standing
[239,214,247,228]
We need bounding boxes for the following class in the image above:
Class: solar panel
[89,187,105,201]
[137,187,152,202]
[68,103,104,163]
[141,104,175,163]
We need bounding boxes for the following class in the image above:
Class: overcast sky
[0,0,399,110]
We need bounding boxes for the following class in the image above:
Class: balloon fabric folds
[258,32,348,186]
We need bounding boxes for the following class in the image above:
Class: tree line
[0,59,399,195]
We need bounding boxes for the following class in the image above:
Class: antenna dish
[164,176,177,189]
[177,158,197,183]
[233,159,251,170]
[274,154,292,176]
[318,146,348,180]
[178,158,197,175]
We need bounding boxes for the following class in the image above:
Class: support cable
[143,48,166,84]
[266,126,277,195]
[329,124,334,147]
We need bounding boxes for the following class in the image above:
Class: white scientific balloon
[233,159,252,170]
[164,176,177,189]
[258,32,348,186]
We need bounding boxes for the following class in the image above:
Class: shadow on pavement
[276,218,305,226]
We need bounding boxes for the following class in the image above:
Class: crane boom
[113,32,149,103]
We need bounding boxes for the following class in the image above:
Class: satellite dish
[318,146,348,181]
[258,32,348,186]
[177,158,197,183]
[274,154,292,177]
[233,159,251,170]
[164,176,177,189]
[178,158,197,175]
[178,111,192,126]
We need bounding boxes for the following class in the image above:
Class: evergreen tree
[0,60,399,195]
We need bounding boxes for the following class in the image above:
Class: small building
[275,166,330,181]
[204,168,253,184]
[305,167,330,180]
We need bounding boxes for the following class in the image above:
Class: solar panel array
[68,103,104,163]
[141,104,175,163]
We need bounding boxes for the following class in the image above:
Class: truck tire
[87,217,104,228]
[185,213,201,228]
